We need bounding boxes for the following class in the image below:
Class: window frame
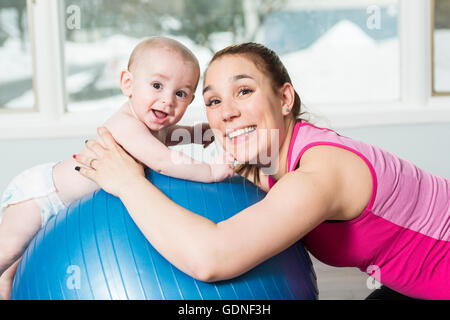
[0,0,449,140]
[0,0,38,115]
[431,0,450,96]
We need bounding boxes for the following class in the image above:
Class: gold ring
[89,159,97,168]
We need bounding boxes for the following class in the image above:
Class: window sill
[1,100,449,140]
[0,109,113,140]
[310,99,450,129]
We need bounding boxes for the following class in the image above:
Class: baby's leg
[0,258,20,300]
[0,158,99,299]
[0,200,41,277]
[53,157,100,206]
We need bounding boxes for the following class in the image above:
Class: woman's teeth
[227,126,256,139]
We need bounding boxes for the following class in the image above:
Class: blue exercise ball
[11,170,318,300]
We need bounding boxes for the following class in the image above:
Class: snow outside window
[0,0,34,111]
[63,0,400,123]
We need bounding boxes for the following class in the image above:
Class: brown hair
[205,43,309,186]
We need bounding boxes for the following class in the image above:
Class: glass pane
[0,1,35,110]
[63,0,399,114]
[266,0,400,105]
[433,0,450,94]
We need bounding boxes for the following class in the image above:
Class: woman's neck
[268,117,297,182]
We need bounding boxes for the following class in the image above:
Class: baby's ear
[120,70,133,97]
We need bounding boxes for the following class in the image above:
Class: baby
[0,37,235,299]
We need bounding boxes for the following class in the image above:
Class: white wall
[338,122,450,178]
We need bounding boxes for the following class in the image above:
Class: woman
[75,43,449,300]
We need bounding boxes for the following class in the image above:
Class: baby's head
[121,37,200,131]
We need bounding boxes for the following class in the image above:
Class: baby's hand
[211,163,235,182]
[210,152,235,182]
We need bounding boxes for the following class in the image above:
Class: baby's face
[129,48,199,131]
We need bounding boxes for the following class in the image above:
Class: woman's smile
[226,125,257,144]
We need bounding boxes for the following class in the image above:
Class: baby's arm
[162,123,214,147]
[104,114,232,183]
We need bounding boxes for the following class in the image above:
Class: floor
[311,257,374,300]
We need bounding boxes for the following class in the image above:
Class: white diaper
[0,162,66,228]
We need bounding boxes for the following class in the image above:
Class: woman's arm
[76,127,343,282]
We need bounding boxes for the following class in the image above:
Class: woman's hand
[74,127,146,198]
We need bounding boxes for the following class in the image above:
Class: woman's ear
[280,83,295,116]
[120,70,133,97]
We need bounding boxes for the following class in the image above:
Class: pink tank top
[268,120,450,299]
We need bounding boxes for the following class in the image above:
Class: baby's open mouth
[152,109,168,119]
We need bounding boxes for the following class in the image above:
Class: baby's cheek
[173,109,186,122]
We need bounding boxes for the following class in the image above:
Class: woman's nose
[221,101,240,122]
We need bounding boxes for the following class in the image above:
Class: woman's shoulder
[298,144,373,221]
[263,160,343,222]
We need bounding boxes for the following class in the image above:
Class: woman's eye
[176,91,187,98]
[152,83,162,90]
[238,88,253,96]
[206,99,220,107]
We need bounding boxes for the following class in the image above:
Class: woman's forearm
[118,176,218,280]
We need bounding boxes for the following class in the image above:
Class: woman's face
[203,55,289,166]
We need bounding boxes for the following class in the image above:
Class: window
[432,0,450,95]
[263,0,400,105]
[63,0,247,116]
[0,0,35,111]
[0,0,448,139]
[64,0,400,114]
